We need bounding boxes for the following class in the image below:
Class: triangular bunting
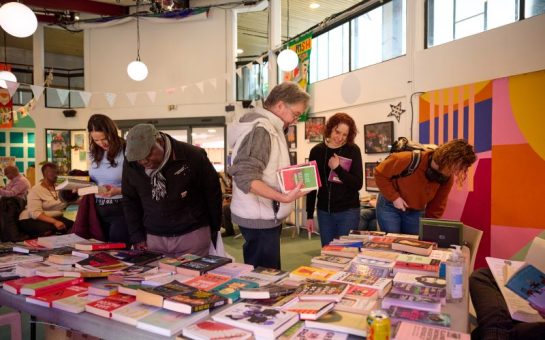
[78,91,92,107]
[246,62,253,71]
[208,78,217,89]
[195,82,204,94]
[165,87,176,95]
[105,92,117,107]
[180,85,187,93]
[56,89,70,105]
[18,106,28,118]
[30,85,45,101]
[146,91,157,103]
[126,92,137,106]
[235,68,242,78]
[6,81,19,97]
[256,56,264,65]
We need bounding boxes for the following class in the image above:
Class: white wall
[293,1,545,196]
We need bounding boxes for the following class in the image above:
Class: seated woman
[18,162,74,238]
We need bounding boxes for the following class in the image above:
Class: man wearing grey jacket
[228,82,310,269]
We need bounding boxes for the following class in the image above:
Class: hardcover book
[182,320,252,340]
[328,156,352,184]
[184,273,232,291]
[163,289,227,314]
[212,303,299,339]
[304,310,367,337]
[110,301,160,326]
[211,278,259,303]
[136,280,196,307]
[136,309,209,337]
[387,306,451,328]
[277,162,321,194]
[85,293,136,318]
[25,283,89,307]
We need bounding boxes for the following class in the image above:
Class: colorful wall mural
[418,69,545,269]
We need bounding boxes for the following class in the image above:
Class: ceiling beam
[0,0,128,16]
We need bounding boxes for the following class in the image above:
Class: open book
[485,237,545,322]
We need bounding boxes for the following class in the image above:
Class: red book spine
[88,243,126,251]
[34,278,85,297]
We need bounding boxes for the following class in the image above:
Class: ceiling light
[127,1,148,81]
[309,3,320,9]
[0,70,16,89]
[236,48,244,55]
[277,49,298,72]
[0,2,38,38]
[208,129,216,133]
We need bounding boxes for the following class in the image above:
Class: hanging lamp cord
[136,0,141,61]
[286,0,290,42]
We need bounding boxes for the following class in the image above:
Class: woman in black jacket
[305,113,363,246]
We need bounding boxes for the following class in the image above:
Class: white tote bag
[209,232,234,261]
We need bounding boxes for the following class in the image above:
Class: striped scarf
[146,134,172,201]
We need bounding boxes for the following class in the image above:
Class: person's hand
[101,185,119,197]
[133,241,147,250]
[280,183,307,203]
[328,153,340,170]
[306,219,314,234]
[53,220,65,230]
[393,197,408,211]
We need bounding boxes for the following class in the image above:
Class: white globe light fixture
[0,2,38,38]
[127,60,148,81]
[0,70,17,88]
[277,48,298,72]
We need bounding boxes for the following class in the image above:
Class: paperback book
[158,254,201,272]
[208,262,254,278]
[381,292,442,313]
[295,282,349,302]
[85,293,137,318]
[20,276,84,296]
[182,320,252,340]
[25,283,90,307]
[311,255,352,270]
[283,300,335,320]
[239,283,297,300]
[328,156,352,184]
[328,271,392,297]
[289,266,336,281]
[184,273,232,291]
[277,162,321,194]
[391,282,446,303]
[391,239,435,256]
[304,310,367,337]
[110,301,161,326]
[52,292,103,313]
[175,255,232,277]
[136,309,209,337]
[108,249,164,265]
[393,321,470,340]
[320,245,359,258]
[211,278,259,303]
[280,322,349,340]
[55,178,92,191]
[387,306,451,328]
[75,252,128,272]
[36,234,87,249]
[136,280,196,307]
[163,289,227,314]
[74,241,126,251]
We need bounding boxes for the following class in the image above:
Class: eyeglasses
[286,105,303,119]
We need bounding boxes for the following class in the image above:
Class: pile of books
[0,232,474,339]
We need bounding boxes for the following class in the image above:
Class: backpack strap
[391,150,422,179]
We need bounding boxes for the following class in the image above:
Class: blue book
[211,278,259,303]
[506,265,545,300]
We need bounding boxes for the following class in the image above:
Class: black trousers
[470,267,545,340]
[239,225,282,270]
[96,202,129,245]
[19,216,74,238]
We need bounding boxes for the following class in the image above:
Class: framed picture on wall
[365,162,379,192]
[289,151,297,165]
[46,129,72,175]
[286,125,297,149]
[364,121,394,154]
[305,117,325,142]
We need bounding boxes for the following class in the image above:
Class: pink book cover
[328,156,352,183]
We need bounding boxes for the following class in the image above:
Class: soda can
[366,309,391,340]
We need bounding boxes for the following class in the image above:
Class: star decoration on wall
[388,102,406,122]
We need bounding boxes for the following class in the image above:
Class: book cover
[388,306,451,328]
[277,163,320,193]
[212,303,299,339]
[506,264,545,299]
[85,293,136,318]
[283,324,349,340]
[251,266,289,279]
[136,308,209,337]
[391,239,435,256]
[25,283,89,307]
[346,263,391,278]
[296,282,349,302]
[55,178,92,191]
[0,253,43,268]
[20,276,84,296]
[36,234,87,249]
[382,292,442,313]
[393,321,470,340]
[359,249,400,262]
[328,271,392,297]
[108,249,164,265]
[362,241,392,251]
[163,289,227,314]
[243,293,298,309]
[391,282,446,302]
[74,242,126,251]
[320,245,359,258]
[107,264,160,282]
[396,254,436,265]
[211,278,259,303]
[335,294,377,315]
[328,156,352,184]
[209,262,255,278]
[284,300,334,320]
[184,273,232,291]
[344,285,379,298]
[182,320,252,340]
[176,255,232,277]
[289,266,336,281]
[393,272,447,289]
[52,292,103,313]
[304,310,367,337]
[110,301,160,326]
[239,283,296,300]
[88,280,121,296]
[311,255,352,268]
[75,252,128,272]
[158,254,200,272]
[136,280,196,307]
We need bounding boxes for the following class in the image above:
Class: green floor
[222,225,322,272]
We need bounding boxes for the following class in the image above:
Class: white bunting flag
[6,81,19,97]
[126,92,137,106]
[105,92,117,107]
[180,85,187,93]
[235,68,242,78]
[208,78,217,90]
[56,89,70,105]
[256,56,264,65]
[246,62,253,71]
[78,91,92,107]
[195,82,204,94]
[30,85,45,101]
[146,91,157,103]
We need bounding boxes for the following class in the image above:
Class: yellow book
[288,266,336,281]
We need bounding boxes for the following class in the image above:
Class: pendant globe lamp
[0,2,37,38]
[127,1,148,81]
[277,0,298,72]
[0,31,16,89]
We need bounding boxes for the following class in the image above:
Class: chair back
[462,224,483,274]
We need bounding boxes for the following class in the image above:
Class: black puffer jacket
[0,196,27,242]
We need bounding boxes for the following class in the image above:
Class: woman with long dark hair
[87,114,129,243]
[305,113,363,246]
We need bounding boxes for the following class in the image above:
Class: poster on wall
[0,89,13,129]
[284,33,312,122]
[46,129,71,175]
[364,121,394,154]
[305,117,325,142]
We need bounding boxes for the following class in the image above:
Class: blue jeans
[317,208,360,246]
[376,194,423,235]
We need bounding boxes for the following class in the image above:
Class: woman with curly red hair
[305,113,363,246]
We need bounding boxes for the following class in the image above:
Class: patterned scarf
[145,134,172,201]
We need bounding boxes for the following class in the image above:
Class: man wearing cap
[122,124,222,257]
[0,165,31,200]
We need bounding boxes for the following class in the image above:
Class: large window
[309,23,350,83]
[236,61,268,101]
[427,0,545,48]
